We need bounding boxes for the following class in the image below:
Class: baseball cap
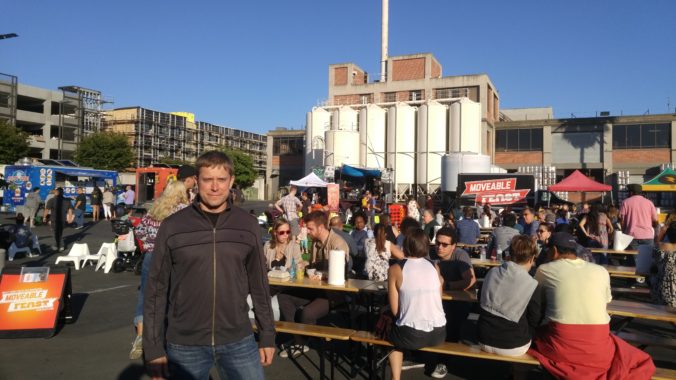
[177,165,196,180]
[547,232,577,251]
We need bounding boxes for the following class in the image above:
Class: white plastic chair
[85,242,116,268]
[55,243,90,270]
[94,243,119,274]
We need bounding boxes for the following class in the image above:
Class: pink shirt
[619,195,657,239]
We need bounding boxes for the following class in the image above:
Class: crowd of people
[3,153,674,379]
[264,183,673,379]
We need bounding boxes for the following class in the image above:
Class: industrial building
[0,73,105,159]
[495,109,676,203]
[305,53,496,200]
[102,107,267,174]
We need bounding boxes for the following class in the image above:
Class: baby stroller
[110,219,143,274]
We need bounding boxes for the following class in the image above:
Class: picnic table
[267,277,374,293]
[604,265,643,279]
[591,248,638,255]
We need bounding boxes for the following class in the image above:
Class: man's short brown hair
[304,210,328,228]
[195,151,234,176]
[510,235,539,264]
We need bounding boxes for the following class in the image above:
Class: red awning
[548,170,612,192]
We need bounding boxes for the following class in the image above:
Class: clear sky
[2,0,675,134]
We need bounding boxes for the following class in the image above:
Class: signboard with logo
[458,175,534,206]
[0,266,72,338]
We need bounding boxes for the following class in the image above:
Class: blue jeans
[74,209,84,227]
[166,334,264,380]
[629,238,654,274]
[133,252,153,326]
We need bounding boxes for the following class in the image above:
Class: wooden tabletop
[458,243,488,249]
[591,248,638,255]
[268,277,374,293]
[607,300,676,323]
[603,265,644,279]
[471,258,502,267]
[442,290,479,302]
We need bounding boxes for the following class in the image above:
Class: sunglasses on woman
[277,230,291,235]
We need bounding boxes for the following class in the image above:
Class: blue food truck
[2,162,118,214]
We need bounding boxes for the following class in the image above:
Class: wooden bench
[351,330,539,379]
[653,367,676,380]
[616,331,676,349]
[351,330,675,380]
[252,320,355,380]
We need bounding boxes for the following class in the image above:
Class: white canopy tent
[289,172,328,188]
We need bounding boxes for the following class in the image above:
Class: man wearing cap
[620,184,658,274]
[528,232,655,378]
[177,165,197,202]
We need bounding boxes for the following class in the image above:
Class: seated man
[529,232,655,379]
[9,213,39,261]
[276,211,350,359]
[456,206,480,245]
[429,227,476,378]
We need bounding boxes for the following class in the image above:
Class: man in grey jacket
[144,151,275,379]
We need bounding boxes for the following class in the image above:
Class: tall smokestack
[380,0,388,82]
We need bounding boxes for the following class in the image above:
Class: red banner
[475,189,530,205]
[462,178,516,196]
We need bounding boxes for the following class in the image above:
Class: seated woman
[365,223,397,281]
[478,235,545,356]
[650,221,676,307]
[264,219,303,271]
[387,229,446,380]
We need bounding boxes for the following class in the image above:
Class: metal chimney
[380,0,388,82]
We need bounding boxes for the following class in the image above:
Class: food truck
[2,162,118,213]
[134,165,179,205]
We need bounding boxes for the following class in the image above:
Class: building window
[613,123,670,149]
[409,90,422,101]
[360,94,373,104]
[496,128,543,152]
[383,92,396,102]
[273,136,304,156]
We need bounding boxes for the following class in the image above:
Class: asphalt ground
[0,202,674,380]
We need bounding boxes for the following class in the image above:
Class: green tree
[75,131,134,171]
[158,157,194,166]
[0,119,30,164]
[219,147,257,188]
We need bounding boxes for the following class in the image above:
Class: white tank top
[396,258,447,332]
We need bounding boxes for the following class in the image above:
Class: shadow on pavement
[117,364,146,380]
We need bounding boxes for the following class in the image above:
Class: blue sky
[2,0,674,134]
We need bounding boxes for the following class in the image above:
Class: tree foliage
[158,157,194,166]
[219,147,257,188]
[0,119,30,164]
[74,131,134,171]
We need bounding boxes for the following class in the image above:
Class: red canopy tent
[548,170,611,192]
[548,170,612,204]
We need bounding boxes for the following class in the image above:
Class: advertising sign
[460,177,531,205]
[327,183,340,212]
[0,266,71,338]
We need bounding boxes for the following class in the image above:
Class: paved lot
[0,205,674,380]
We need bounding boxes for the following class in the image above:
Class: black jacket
[143,201,275,361]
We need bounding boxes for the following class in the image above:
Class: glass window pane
[496,130,506,151]
[640,124,656,148]
[518,129,531,151]
[654,124,670,148]
[626,125,640,148]
[531,129,543,150]
[612,125,625,148]
[506,130,518,151]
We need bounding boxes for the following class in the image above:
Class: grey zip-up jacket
[143,201,275,361]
